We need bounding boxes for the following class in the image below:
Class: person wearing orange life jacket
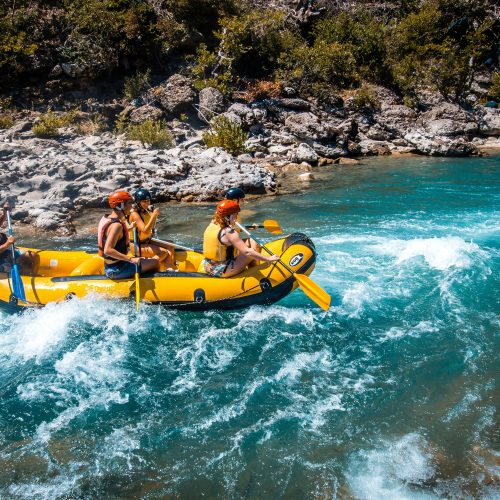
[98,191,159,279]
[202,199,279,277]
[128,188,175,270]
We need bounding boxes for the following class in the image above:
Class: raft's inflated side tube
[282,233,315,253]
[0,234,318,312]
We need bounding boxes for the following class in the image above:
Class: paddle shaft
[235,222,294,274]
[5,209,27,302]
[5,210,16,262]
[133,228,140,311]
[150,237,194,253]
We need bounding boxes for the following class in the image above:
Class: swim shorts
[104,260,138,280]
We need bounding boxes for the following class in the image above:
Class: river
[0,155,498,498]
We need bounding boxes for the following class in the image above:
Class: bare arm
[0,236,15,254]
[225,231,279,262]
[130,209,158,237]
[103,224,138,263]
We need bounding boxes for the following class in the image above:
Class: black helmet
[134,188,152,203]
[225,187,245,200]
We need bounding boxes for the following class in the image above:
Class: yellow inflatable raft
[0,233,316,312]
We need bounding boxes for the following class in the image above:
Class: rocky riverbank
[1,78,499,234]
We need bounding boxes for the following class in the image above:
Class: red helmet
[108,191,133,208]
[216,199,241,218]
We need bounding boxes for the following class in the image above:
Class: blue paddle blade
[11,264,26,302]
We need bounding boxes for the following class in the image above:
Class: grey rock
[284,112,337,140]
[198,87,225,121]
[287,143,319,163]
[478,108,500,136]
[273,98,311,111]
[157,74,196,116]
[130,105,164,124]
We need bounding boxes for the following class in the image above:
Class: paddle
[5,210,26,303]
[246,220,282,235]
[133,228,141,311]
[235,222,331,311]
[150,237,196,253]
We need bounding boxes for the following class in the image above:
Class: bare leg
[221,253,256,277]
[140,257,160,274]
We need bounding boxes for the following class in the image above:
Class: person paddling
[98,191,159,279]
[0,203,37,275]
[225,186,259,252]
[128,188,175,270]
[202,200,279,277]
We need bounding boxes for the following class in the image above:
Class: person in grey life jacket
[98,191,159,279]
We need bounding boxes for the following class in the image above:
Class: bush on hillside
[118,118,173,149]
[203,115,247,155]
[489,72,500,101]
[123,69,151,100]
[276,40,358,96]
[352,84,380,110]
[0,115,14,129]
[312,12,387,82]
[32,110,77,138]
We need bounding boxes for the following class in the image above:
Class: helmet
[216,199,241,218]
[225,187,245,200]
[108,191,133,209]
[134,188,152,203]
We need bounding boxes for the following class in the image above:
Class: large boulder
[287,143,319,164]
[198,87,225,121]
[375,105,418,137]
[417,102,478,136]
[404,131,479,156]
[478,107,500,136]
[284,112,337,140]
[130,105,164,124]
[157,74,196,116]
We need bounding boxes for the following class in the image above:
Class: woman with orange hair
[202,199,279,277]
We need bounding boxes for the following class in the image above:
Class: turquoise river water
[0,155,499,498]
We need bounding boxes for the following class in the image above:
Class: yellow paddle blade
[263,219,282,234]
[135,273,140,311]
[294,273,331,311]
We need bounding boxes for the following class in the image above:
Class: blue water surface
[0,155,498,498]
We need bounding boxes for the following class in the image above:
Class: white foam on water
[100,423,146,471]
[346,433,437,500]
[0,295,131,364]
[7,474,81,500]
[378,321,440,343]
[171,324,240,393]
[240,305,316,329]
[374,236,483,271]
[275,350,330,383]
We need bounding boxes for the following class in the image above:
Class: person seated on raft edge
[127,188,175,270]
[224,186,260,253]
[98,191,159,279]
[0,203,37,275]
[202,199,279,278]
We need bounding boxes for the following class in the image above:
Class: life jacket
[128,209,153,243]
[98,216,129,262]
[203,222,235,262]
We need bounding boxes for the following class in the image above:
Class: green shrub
[352,84,380,110]
[489,72,500,101]
[0,115,14,129]
[203,115,247,155]
[312,12,387,81]
[76,114,106,135]
[32,110,77,138]
[277,40,358,96]
[122,119,173,148]
[123,69,151,100]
